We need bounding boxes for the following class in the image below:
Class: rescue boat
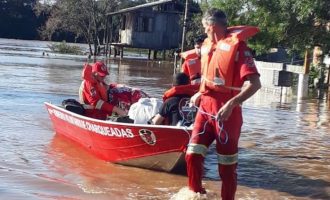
[45,102,191,173]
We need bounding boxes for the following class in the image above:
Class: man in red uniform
[185,9,261,199]
[79,61,127,120]
[181,36,204,85]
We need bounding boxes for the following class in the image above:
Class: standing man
[181,36,205,85]
[186,9,261,199]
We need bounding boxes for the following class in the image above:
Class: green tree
[207,0,330,56]
[36,0,120,55]
[178,0,204,49]
[0,0,43,39]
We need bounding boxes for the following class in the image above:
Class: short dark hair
[173,73,190,86]
[194,35,206,45]
[202,8,227,26]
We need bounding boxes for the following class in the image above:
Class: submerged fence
[255,61,305,99]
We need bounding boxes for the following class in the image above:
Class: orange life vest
[187,58,201,84]
[180,49,197,60]
[181,50,201,84]
[200,26,259,93]
[163,84,200,101]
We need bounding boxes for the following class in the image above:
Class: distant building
[256,48,304,65]
[106,0,182,59]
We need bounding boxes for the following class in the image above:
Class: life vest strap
[202,76,242,91]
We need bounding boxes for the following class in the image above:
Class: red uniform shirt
[80,80,114,120]
[234,42,259,86]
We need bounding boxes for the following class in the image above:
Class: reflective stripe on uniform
[191,78,201,85]
[217,153,238,165]
[186,143,208,157]
[82,104,94,109]
[95,100,104,110]
[79,81,85,104]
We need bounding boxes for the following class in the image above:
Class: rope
[193,105,229,145]
[178,99,229,145]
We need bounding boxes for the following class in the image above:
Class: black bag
[62,99,85,115]
[108,116,134,123]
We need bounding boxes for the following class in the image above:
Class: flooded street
[0,38,329,200]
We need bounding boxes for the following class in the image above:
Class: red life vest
[163,84,200,101]
[200,26,259,93]
[181,50,201,84]
[180,49,197,60]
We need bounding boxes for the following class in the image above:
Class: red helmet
[92,61,108,77]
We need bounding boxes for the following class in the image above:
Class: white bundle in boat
[128,98,163,124]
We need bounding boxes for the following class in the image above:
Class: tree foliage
[0,0,43,39]
[35,0,121,55]
[207,0,330,55]
[178,0,204,49]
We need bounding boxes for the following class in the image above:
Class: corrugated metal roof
[107,0,175,16]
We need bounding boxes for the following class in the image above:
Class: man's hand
[190,92,202,107]
[216,100,236,121]
[217,74,261,121]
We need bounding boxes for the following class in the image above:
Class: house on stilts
[105,0,182,60]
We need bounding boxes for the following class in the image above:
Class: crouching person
[79,61,127,120]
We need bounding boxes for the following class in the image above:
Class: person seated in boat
[180,36,205,85]
[150,73,199,126]
[79,61,127,120]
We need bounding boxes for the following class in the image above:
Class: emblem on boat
[139,129,156,146]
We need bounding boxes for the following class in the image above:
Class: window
[135,16,153,32]
[121,15,126,30]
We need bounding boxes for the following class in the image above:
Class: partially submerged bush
[48,41,83,55]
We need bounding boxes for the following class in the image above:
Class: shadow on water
[204,145,330,199]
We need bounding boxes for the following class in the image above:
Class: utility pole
[297,49,311,101]
[178,0,189,73]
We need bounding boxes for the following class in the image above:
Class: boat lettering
[49,108,134,138]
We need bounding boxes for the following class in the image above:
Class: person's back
[159,95,189,126]
[151,73,199,126]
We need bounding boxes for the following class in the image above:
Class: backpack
[61,99,85,115]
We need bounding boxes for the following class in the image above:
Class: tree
[177,0,204,49]
[0,0,43,39]
[36,0,120,55]
[207,0,330,56]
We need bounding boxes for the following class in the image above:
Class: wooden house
[106,0,182,59]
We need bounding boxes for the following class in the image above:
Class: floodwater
[0,38,329,200]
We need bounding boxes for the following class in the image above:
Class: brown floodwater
[0,38,329,200]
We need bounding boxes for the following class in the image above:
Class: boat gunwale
[45,102,193,131]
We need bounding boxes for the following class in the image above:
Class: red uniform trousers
[185,91,242,200]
